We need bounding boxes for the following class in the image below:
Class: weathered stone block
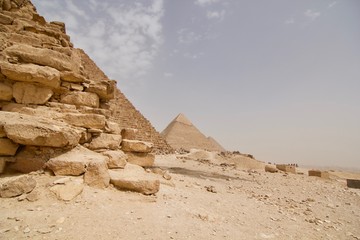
[13,82,53,104]
[121,139,153,153]
[102,150,127,169]
[121,128,138,140]
[0,82,12,101]
[0,158,6,174]
[84,160,110,188]
[346,179,360,189]
[60,92,99,108]
[0,175,36,198]
[0,62,60,88]
[60,71,86,83]
[60,113,106,129]
[265,165,278,173]
[1,112,82,147]
[276,164,296,174]
[4,44,74,71]
[9,33,42,47]
[0,138,19,156]
[6,146,49,173]
[88,133,122,150]
[109,164,160,195]
[308,170,329,179]
[0,13,13,25]
[50,180,83,201]
[125,152,155,167]
[85,80,115,100]
[105,121,122,135]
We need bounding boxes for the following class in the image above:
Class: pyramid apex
[173,113,193,126]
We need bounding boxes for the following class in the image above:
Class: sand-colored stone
[121,139,153,153]
[85,80,115,101]
[109,164,160,195]
[60,71,86,83]
[0,82,12,101]
[88,133,122,150]
[265,165,278,173]
[0,138,19,156]
[84,160,110,188]
[125,152,155,167]
[105,121,122,135]
[0,61,60,88]
[120,128,139,140]
[102,150,127,169]
[276,164,296,174]
[0,12,13,24]
[347,179,360,189]
[12,82,53,104]
[50,180,84,201]
[60,92,99,108]
[0,175,36,198]
[308,170,329,179]
[59,113,106,129]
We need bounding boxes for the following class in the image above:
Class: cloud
[195,0,219,7]
[284,18,295,25]
[304,9,321,21]
[32,0,164,86]
[206,10,226,20]
[163,72,174,78]
[328,1,337,8]
[177,28,202,44]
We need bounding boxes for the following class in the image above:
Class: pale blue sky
[32,0,360,168]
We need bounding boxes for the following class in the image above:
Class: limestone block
[13,82,53,104]
[0,175,36,198]
[0,62,60,88]
[109,164,160,195]
[308,170,329,179]
[121,139,153,153]
[0,13,13,25]
[60,92,99,108]
[125,152,155,167]
[0,138,19,156]
[102,150,127,169]
[60,113,106,129]
[84,160,110,188]
[265,165,278,173]
[347,179,360,189]
[105,121,122,135]
[121,128,138,140]
[46,146,109,176]
[0,82,12,101]
[85,80,115,100]
[60,71,86,83]
[276,164,296,174]
[2,0,11,11]
[50,21,66,34]
[1,112,82,147]
[50,180,84,201]
[88,133,122,150]
[9,33,42,47]
[6,146,49,173]
[4,44,73,71]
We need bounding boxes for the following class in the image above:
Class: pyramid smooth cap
[173,113,193,126]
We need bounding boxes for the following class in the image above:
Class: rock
[105,121,122,135]
[1,112,81,147]
[59,113,106,129]
[60,92,99,108]
[26,189,39,202]
[88,133,122,150]
[121,128,139,140]
[0,175,36,198]
[205,185,217,193]
[0,138,19,156]
[347,179,360,189]
[0,82,12,101]
[12,82,53,104]
[276,164,296,174]
[109,164,160,195]
[121,140,153,153]
[60,71,86,83]
[101,150,127,169]
[50,180,84,201]
[6,146,48,173]
[125,152,155,167]
[265,165,278,173]
[163,171,172,180]
[46,145,109,176]
[4,44,74,71]
[85,80,115,100]
[0,158,6,174]
[0,62,60,88]
[84,160,110,188]
[0,13,13,25]
[308,170,329,179]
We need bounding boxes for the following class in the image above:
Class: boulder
[121,128,138,140]
[46,145,108,176]
[60,92,99,108]
[4,44,74,71]
[50,180,84,201]
[265,165,278,173]
[6,146,50,173]
[88,133,122,150]
[109,164,160,195]
[1,112,82,147]
[102,150,127,169]
[59,113,106,129]
[0,62,60,88]
[0,138,19,156]
[13,82,53,104]
[84,160,110,188]
[0,82,12,101]
[0,175,36,198]
[125,152,155,167]
[121,140,153,153]
[276,164,296,174]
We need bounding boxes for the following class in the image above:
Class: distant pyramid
[161,113,225,152]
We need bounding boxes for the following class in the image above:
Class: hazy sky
[32,0,360,168]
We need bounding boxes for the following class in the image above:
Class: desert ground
[0,151,359,240]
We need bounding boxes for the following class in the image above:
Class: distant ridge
[161,113,225,152]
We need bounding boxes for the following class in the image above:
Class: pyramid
[161,113,225,152]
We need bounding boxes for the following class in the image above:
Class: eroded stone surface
[13,82,53,104]
[121,139,153,153]
[0,175,36,198]
[60,92,99,108]
[0,138,19,156]
[88,133,122,150]
[125,152,155,167]
[0,82,13,101]
[102,150,127,169]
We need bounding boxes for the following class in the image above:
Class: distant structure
[161,113,225,152]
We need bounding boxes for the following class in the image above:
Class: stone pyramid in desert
[161,113,225,152]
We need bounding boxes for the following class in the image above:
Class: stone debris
[50,180,84,201]
[0,175,36,198]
